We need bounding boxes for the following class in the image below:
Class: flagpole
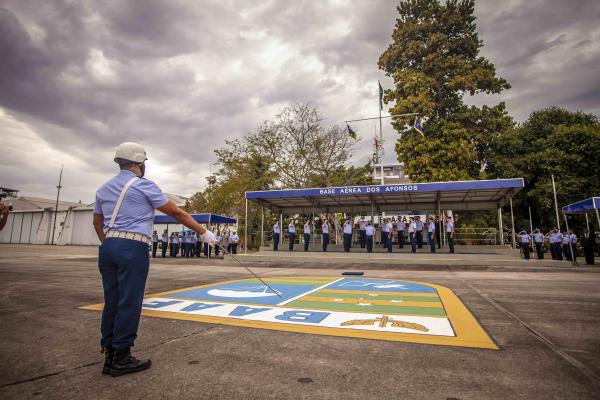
[378,80,384,186]
[552,174,561,230]
[51,164,63,245]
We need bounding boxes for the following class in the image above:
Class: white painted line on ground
[277,277,344,306]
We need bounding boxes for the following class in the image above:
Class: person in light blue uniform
[365,221,375,253]
[151,231,158,257]
[427,216,436,253]
[161,230,168,258]
[343,218,353,252]
[273,222,281,251]
[93,142,215,377]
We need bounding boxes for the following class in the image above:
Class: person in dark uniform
[427,216,436,253]
[446,217,455,254]
[93,142,215,377]
[161,230,168,257]
[518,229,531,259]
[386,219,394,253]
[365,221,375,253]
[343,218,352,252]
[396,217,405,249]
[533,229,545,259]
[230,231,239,254]
[435,216,441,249]
[322,217,330,252]
[408,217,417,253]
[358,217,366,248]
[151,230,158,257]
[288,219,296,251]
[416,216,424,249]
[582,230,595,265]
[273,221,281,251]
[303,220,311,252]
[381,218,388,248]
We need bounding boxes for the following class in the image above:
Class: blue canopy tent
[244,178,525,252]
[562,197,600,232]
[154,213,237,225]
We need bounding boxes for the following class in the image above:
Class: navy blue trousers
[397,231,404,248]
[410,232,416,253]
[428,232,436,253]
[161,241,168,257]
[273,233,280,251]
[366,236,373,253]
[304,234,310,251]
[322,233,329,252]
[381,231,388,248]
[98,238,149,349]
[288,233,295,251]
[343,233,352,252]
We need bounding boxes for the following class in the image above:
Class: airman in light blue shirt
[94,170,168,238]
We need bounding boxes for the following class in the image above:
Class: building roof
[562,197,600,214]
[6,196,83,211]
[245,178,524,213]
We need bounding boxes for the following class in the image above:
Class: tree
[486,107,600,230]
[378,0,512,182]
[186,103,372,248]
[246,103,369,188]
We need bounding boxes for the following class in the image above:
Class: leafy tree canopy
[486,107,600,230]
[379,0,512,182]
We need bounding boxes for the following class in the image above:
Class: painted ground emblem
[81,277,497,349]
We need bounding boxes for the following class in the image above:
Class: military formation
[151,228,239,258]
[517,228,596,264]
[272,214,456,254]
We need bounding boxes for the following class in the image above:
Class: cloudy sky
[1,0,599,203]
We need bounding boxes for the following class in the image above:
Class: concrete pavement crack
[446,265,600,389]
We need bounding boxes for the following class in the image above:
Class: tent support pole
[509,197,516,249]
[596,209,600,231]
[437,194,442,248]
[279,212,283,248]
[244,199,248,255]
[260,206,264,250]
[498,207,504,245]
[311,202,315,251]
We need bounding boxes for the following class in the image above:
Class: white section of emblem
[207,286,281,298]
[339,281,407,289]
[141,297,456,337]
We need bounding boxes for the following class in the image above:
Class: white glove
[201,231,216,245]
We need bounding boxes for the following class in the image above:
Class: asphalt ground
[0,244,599,400]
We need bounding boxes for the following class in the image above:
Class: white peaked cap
[114,142,148,163]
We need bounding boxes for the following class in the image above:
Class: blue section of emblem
[169,281,321,305]
[327,278,436,293]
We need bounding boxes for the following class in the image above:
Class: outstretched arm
[158,200,207,236]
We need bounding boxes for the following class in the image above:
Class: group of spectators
[151,227,239,258]
[517,228,597,264]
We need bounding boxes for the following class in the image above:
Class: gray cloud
[1,0,599,202]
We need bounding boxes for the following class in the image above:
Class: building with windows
[372,163,411,184]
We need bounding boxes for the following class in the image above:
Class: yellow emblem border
[80,277,498,350]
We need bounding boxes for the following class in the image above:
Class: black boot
[102,346,114,375]
[109,347,151,377]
